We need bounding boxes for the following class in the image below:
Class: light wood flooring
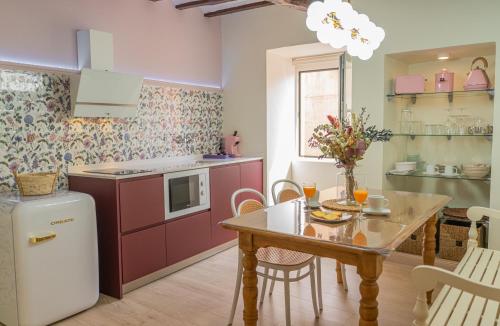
[57,247,455,326]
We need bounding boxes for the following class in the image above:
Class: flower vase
[344,166,356,206]
[336,166,358,206]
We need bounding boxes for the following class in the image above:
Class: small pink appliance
[224,131,241,157]
[435,69,454,92]
[394,75,425,94]
[464,57,491,91]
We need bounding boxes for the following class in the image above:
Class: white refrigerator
[0,191,99,326]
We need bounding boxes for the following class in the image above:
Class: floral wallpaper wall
[0,69,223,192]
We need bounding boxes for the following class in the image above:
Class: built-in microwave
[164,168,210,219]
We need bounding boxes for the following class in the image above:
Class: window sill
[293,157,337,164]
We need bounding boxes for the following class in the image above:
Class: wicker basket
[14,169,59,196]
[440,222,484,261]
[396,226,424,255]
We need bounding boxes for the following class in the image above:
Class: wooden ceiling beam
[267,0,307,11]
[176,0,237,10]
[204,1,273,17]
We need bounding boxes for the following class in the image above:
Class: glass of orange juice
[353,181,368,219]
[302,182,316,208]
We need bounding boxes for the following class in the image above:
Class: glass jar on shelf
[400,108,413,134]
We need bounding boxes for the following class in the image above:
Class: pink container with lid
[395,75,425,94]
[435,69,454,93]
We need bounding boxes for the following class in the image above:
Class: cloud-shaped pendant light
[306,0,385,60]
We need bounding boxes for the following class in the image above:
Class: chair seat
[427,246,500,325]
[257,247,313,266]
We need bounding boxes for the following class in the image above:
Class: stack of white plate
[390,161,417,174]
[462,164,490,178]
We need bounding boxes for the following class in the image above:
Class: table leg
[423,214,437,304]
[240,233,258,326]
[357,254,383,326]
[336,261,344,284]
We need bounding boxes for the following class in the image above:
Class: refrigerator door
[12,192,99,326]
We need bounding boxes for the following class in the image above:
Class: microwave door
[169,176,191,213]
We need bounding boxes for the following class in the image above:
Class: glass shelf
[386,89,494,103]
[386,171,490,182]
[392,133,493,140]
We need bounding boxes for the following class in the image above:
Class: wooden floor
[57,247,454,326]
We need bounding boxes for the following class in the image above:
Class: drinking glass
[353,181,368,219]
[302,182,316,209]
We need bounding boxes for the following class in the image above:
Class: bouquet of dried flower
[308,108,392,205]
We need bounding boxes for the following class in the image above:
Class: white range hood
[70,30,143,118]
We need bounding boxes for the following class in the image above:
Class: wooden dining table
[221,187,451,326]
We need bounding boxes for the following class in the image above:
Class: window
[295,54,347,158]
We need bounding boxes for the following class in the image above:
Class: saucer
[362,207,391,216]
[440,173,460,178]
[423,171,439,176]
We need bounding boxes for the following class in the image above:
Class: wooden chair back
[231,188,267,216]
[271,179,303,205]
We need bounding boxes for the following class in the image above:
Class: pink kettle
[464,57,491,91]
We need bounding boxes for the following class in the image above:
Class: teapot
[464,57,491,91]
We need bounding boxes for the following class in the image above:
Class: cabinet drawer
[165,211,211,265]
[119,176,165,233]
[121,224,166,283]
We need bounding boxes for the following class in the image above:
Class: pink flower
[9,161,19,172]
[327,115,339,127]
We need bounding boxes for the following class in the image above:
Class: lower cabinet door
[165,211,211,266]
[121,224,167,283]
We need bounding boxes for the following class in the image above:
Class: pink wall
[0,0,221,87]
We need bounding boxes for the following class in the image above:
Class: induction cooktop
[83,168,153,175]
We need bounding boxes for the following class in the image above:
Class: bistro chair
[228,188,320,326]
[271,179,349,295]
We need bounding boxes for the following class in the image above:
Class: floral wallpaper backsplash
[0,69,223,192]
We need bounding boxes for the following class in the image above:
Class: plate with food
[310,210,352,224]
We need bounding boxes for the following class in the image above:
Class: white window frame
[294,53,349,160]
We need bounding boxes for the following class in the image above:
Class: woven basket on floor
[440,223,484,261]
[14,169,59,196]
[396,226,424,255]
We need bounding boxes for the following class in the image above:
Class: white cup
[367,195,389,211]
[443,165,458,176]
[425,164,438,174]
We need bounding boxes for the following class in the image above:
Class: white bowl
[463,164,490,170]
[395,161,417,171]
[463,170,490,178]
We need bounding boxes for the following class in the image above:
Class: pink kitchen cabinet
[165,211,212,265]
[121,224,167,283]
[119,176,165,233]
[210,164,241,246]
[69,159,263,299]
[240,160,264,202]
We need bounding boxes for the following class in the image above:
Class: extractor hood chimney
[70,30,144,118]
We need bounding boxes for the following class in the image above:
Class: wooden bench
[412,207,500,326]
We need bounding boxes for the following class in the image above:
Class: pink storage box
[395,75,425,94]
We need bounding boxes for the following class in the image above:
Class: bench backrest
[468,206,500,250]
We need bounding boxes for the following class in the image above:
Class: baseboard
[387,251,458,271]
[123,239,238,294]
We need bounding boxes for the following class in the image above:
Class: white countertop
[67,156,263,180]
